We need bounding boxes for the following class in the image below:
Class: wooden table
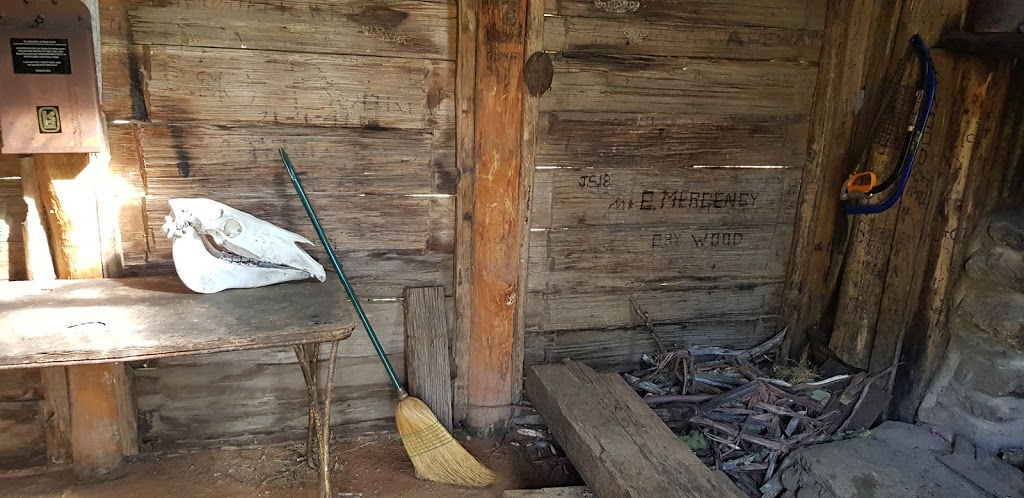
[0,275,355,497]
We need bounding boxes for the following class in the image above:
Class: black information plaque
[11,38,71,75]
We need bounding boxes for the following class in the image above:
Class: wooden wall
[523,0,825,372]
[95,0,456,444]
[783,0,1024,420]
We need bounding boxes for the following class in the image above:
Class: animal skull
[161,198,326,294]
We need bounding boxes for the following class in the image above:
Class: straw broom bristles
[396,394,497,487]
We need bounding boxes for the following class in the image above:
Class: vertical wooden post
[452,0,478,427]
[33,152,133,477]
[21,157,73,465]
[463,0,529,434]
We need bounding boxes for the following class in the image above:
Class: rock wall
[919,210,1024,453]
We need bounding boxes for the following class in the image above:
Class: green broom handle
[279,149,405,394]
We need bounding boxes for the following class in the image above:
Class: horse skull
[161,198,326,293]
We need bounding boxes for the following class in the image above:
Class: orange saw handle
[842,172,878,199]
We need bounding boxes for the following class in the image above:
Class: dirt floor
[0,431,580,498]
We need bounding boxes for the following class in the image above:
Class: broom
[279,149,497,487]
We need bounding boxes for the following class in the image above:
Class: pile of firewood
[625,329,892,497]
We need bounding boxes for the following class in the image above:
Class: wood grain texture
[403,286,453,431]
[893,62,1024,419]
[124,297,425,441]
[135,354,400,443]
[531,165,801,229]
[465,0,528,433]
[544,16,823,61]
[32,155,104,280]
[0,402,46,463]
[526,317,778,372]
[545,0,825,31]
[0,276,354,369]
[137,124,454,196]
[0,370,41,401]
[128,1,455,60]
[505,486,592,497]
[527,283,782,331]
[40,368,72,464]
[541,55,818,117]
[143,46,454,130]
[780,0,882,357]
[525,360,746,497]
[452,0,478,426]
[828,8,951,370]
[870,59,997,376]
[537,113,809,169]
[512,0,546,409]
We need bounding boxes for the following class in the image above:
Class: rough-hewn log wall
[524,0,825,371]
[96,0,456,444]
[782,0,1024,420]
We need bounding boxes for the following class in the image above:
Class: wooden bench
[0,275,355,496]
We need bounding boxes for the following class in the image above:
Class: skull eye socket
[223,218,242,238]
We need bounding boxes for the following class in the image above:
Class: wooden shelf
[937,32,1024,59]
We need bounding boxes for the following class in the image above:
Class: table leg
[294,341,341,498]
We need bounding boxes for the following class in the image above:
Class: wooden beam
[525,360,746,498]
[512,0,546,415]
[403,286,454,431]
[20,156,72,464]
[463,0,529,435]
[452,0,478,427]
[32,152,130,477]
[504,486,593,498]
[781,0,880,358]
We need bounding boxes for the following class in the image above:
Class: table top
[0,275,355,369]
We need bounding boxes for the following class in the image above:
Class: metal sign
[0,0,103,154]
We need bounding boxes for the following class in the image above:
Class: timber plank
[529,226,789,290]
[830,50,961,369]
[143,46,454,130]
[144,193,453,254]
[0,276,354,369]
[403,287,454,431]
[545,0,825,30]
[135,355,401,443]
[100,42,147,120]
[0,370,42,401]
[505,487,592,497]
[0,402,46,461]
[541,55,818,117]
[781,0,879,357]
[532,165,801,229]
[140,248,454,301]
[544,16,823,61]
[526,283,783,331]
[536,113,809,170]
[137,124,454,196]
[869,59,999,376]
[451,0,478,426]
[128,1,455,60]
[525,360,746,497]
